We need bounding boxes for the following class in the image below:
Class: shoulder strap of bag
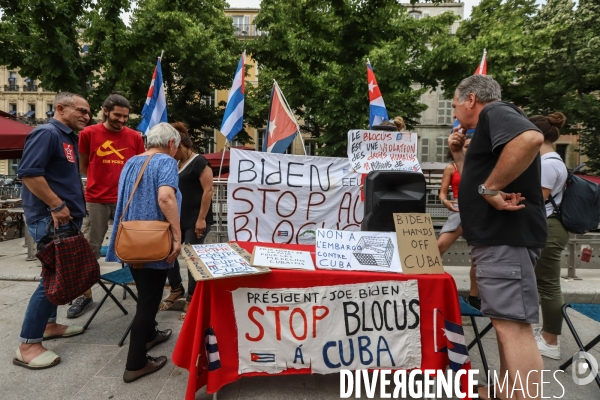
[543,157,568,213]
[120,154,155,222]
[547,194,560,214]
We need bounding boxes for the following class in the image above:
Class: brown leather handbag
[115,154,172,266]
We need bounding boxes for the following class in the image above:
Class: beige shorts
[472,245,542,324]
[82,202,116,259]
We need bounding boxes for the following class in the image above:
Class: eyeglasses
[61,104,91,117]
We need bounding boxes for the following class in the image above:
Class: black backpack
[547,160,600,234]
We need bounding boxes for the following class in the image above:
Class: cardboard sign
[182,243,270,281]
[251,246,315,271]
[347,130,421,174]
[232,280,422,374]
[315,229,403,273]
[227,149,363,244]
[393,213,444,274]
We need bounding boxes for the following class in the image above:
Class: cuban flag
[474,49,487,75]
[220,52,246,141]
[367,60,389,129]
[250,352,276,363]
[434,309,470,371]
[204,327,221,371]
[137,58,168,134]
[263,81,298,153]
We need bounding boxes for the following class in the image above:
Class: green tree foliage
[0,0,130,111]
[518,0,600,172]
[432,0,600,172]
[246,0,459,157]
[429,0,538,102]
[116,0,245,149]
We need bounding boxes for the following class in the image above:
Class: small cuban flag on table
[137,55,168,135]
[434,309,470,372]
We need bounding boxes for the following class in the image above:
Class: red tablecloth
[172,242,471,399]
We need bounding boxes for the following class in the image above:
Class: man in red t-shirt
[68,93,145,318]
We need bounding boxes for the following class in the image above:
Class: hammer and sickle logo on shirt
[96,140,127,159]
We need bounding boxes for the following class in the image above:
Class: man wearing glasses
[68,93,145,319]
[15,92,91,370]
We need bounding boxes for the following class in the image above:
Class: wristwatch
[478,184,499,196]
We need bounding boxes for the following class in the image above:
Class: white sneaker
[535,333,561,360]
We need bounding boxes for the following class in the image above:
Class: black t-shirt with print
[179,154,214,230]
[458,101,547,248]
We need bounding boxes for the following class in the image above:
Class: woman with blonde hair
[392,116,406,131]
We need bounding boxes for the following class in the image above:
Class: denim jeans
[19,216,83,343]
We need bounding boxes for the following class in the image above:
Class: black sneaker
[67,296,93,318]
[467,295,481,311]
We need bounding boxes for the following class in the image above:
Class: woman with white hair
[106,122,182,383]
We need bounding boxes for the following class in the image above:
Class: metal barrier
[210,179,229,243]
[564,233,600,278]
[440,235,600,273]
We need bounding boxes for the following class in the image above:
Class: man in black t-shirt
[448,75,546,400]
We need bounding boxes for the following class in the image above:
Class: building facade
[0,66,55,122]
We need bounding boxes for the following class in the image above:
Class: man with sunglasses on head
[14,92,91,369]
[67,93,145,318]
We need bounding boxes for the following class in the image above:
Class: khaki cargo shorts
[471,245,542,324]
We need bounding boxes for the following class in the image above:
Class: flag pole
[216,139,229,239]
[217,140,228,181]
[274,80,307,155]
[159,50,164,61]
[478,49,486,74]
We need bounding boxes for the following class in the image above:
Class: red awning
[204,146,254,177]
[0,116,34,159]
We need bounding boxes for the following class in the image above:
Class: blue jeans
[19,216,83,343]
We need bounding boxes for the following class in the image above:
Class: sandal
[159,284,184,311]
[13,348,60,370]
[179,297,191,321]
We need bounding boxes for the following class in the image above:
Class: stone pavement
[0,238,599,399]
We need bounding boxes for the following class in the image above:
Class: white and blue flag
[137,58,168,134]
[220,52,246,141]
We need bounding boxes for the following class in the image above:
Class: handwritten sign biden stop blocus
[393,213,444,274]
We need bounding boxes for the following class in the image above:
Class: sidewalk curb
[0,274,41,282]
[457,288,600,305]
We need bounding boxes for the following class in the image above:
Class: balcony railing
[4,84,19,92]
[233,24,268,37]
[23,84,38,92]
